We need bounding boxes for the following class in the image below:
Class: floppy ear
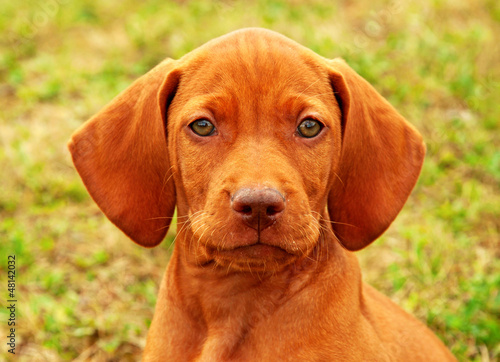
[327,59,425,251]
[68,59,179,247]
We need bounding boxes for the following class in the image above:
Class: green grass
[1,0,499,360]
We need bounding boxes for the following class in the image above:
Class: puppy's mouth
[217,243,290,260]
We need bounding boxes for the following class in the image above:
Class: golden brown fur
[69,28,455,361]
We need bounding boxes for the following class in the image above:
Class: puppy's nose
[231,188,285,231]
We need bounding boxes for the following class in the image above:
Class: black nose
[231,188,285,231]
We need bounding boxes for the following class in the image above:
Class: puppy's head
[69,28,425,271]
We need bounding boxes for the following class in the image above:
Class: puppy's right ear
[68,59,180,247]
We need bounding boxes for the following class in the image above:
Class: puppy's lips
[219,243,290,261]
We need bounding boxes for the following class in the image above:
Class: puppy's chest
[194,289,294,360]
[196,314,288,362]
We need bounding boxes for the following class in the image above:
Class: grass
[0,0,499,360]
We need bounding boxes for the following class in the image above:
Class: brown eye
[190,119,215,137]
[297,119,323,138]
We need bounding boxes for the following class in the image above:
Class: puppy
[69,28,456,361]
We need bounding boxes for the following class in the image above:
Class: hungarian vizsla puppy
[69,28,456,361]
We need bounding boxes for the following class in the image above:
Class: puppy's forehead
[180,28,328,95]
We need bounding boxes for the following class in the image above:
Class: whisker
[201,219,224,253]
[226,261,234,276]
[294,78,321,101]
[290,223,309,259]
[187,211,209,257]
[302,91,339,102]
[309,212,333,263]
[195,223,212,265]
[320,219,358,228]
[168,217,195,255]
[332,171,345,188]
[146,214,190,221]
[160,165,176,195]
[247,261,254,278]
[220,231,230,251]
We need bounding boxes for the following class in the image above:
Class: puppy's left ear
[327,59,426,251]
[68,59,179,247]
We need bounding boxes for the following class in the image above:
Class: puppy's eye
[297,119,323,138]
[190,119,215,137]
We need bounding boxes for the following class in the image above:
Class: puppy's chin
[209,244,299,272]
[207,243,295,271]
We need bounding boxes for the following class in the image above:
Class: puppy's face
[167,38,342,271]
[69,29,424,270]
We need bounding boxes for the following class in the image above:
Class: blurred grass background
[0,0,499,360]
